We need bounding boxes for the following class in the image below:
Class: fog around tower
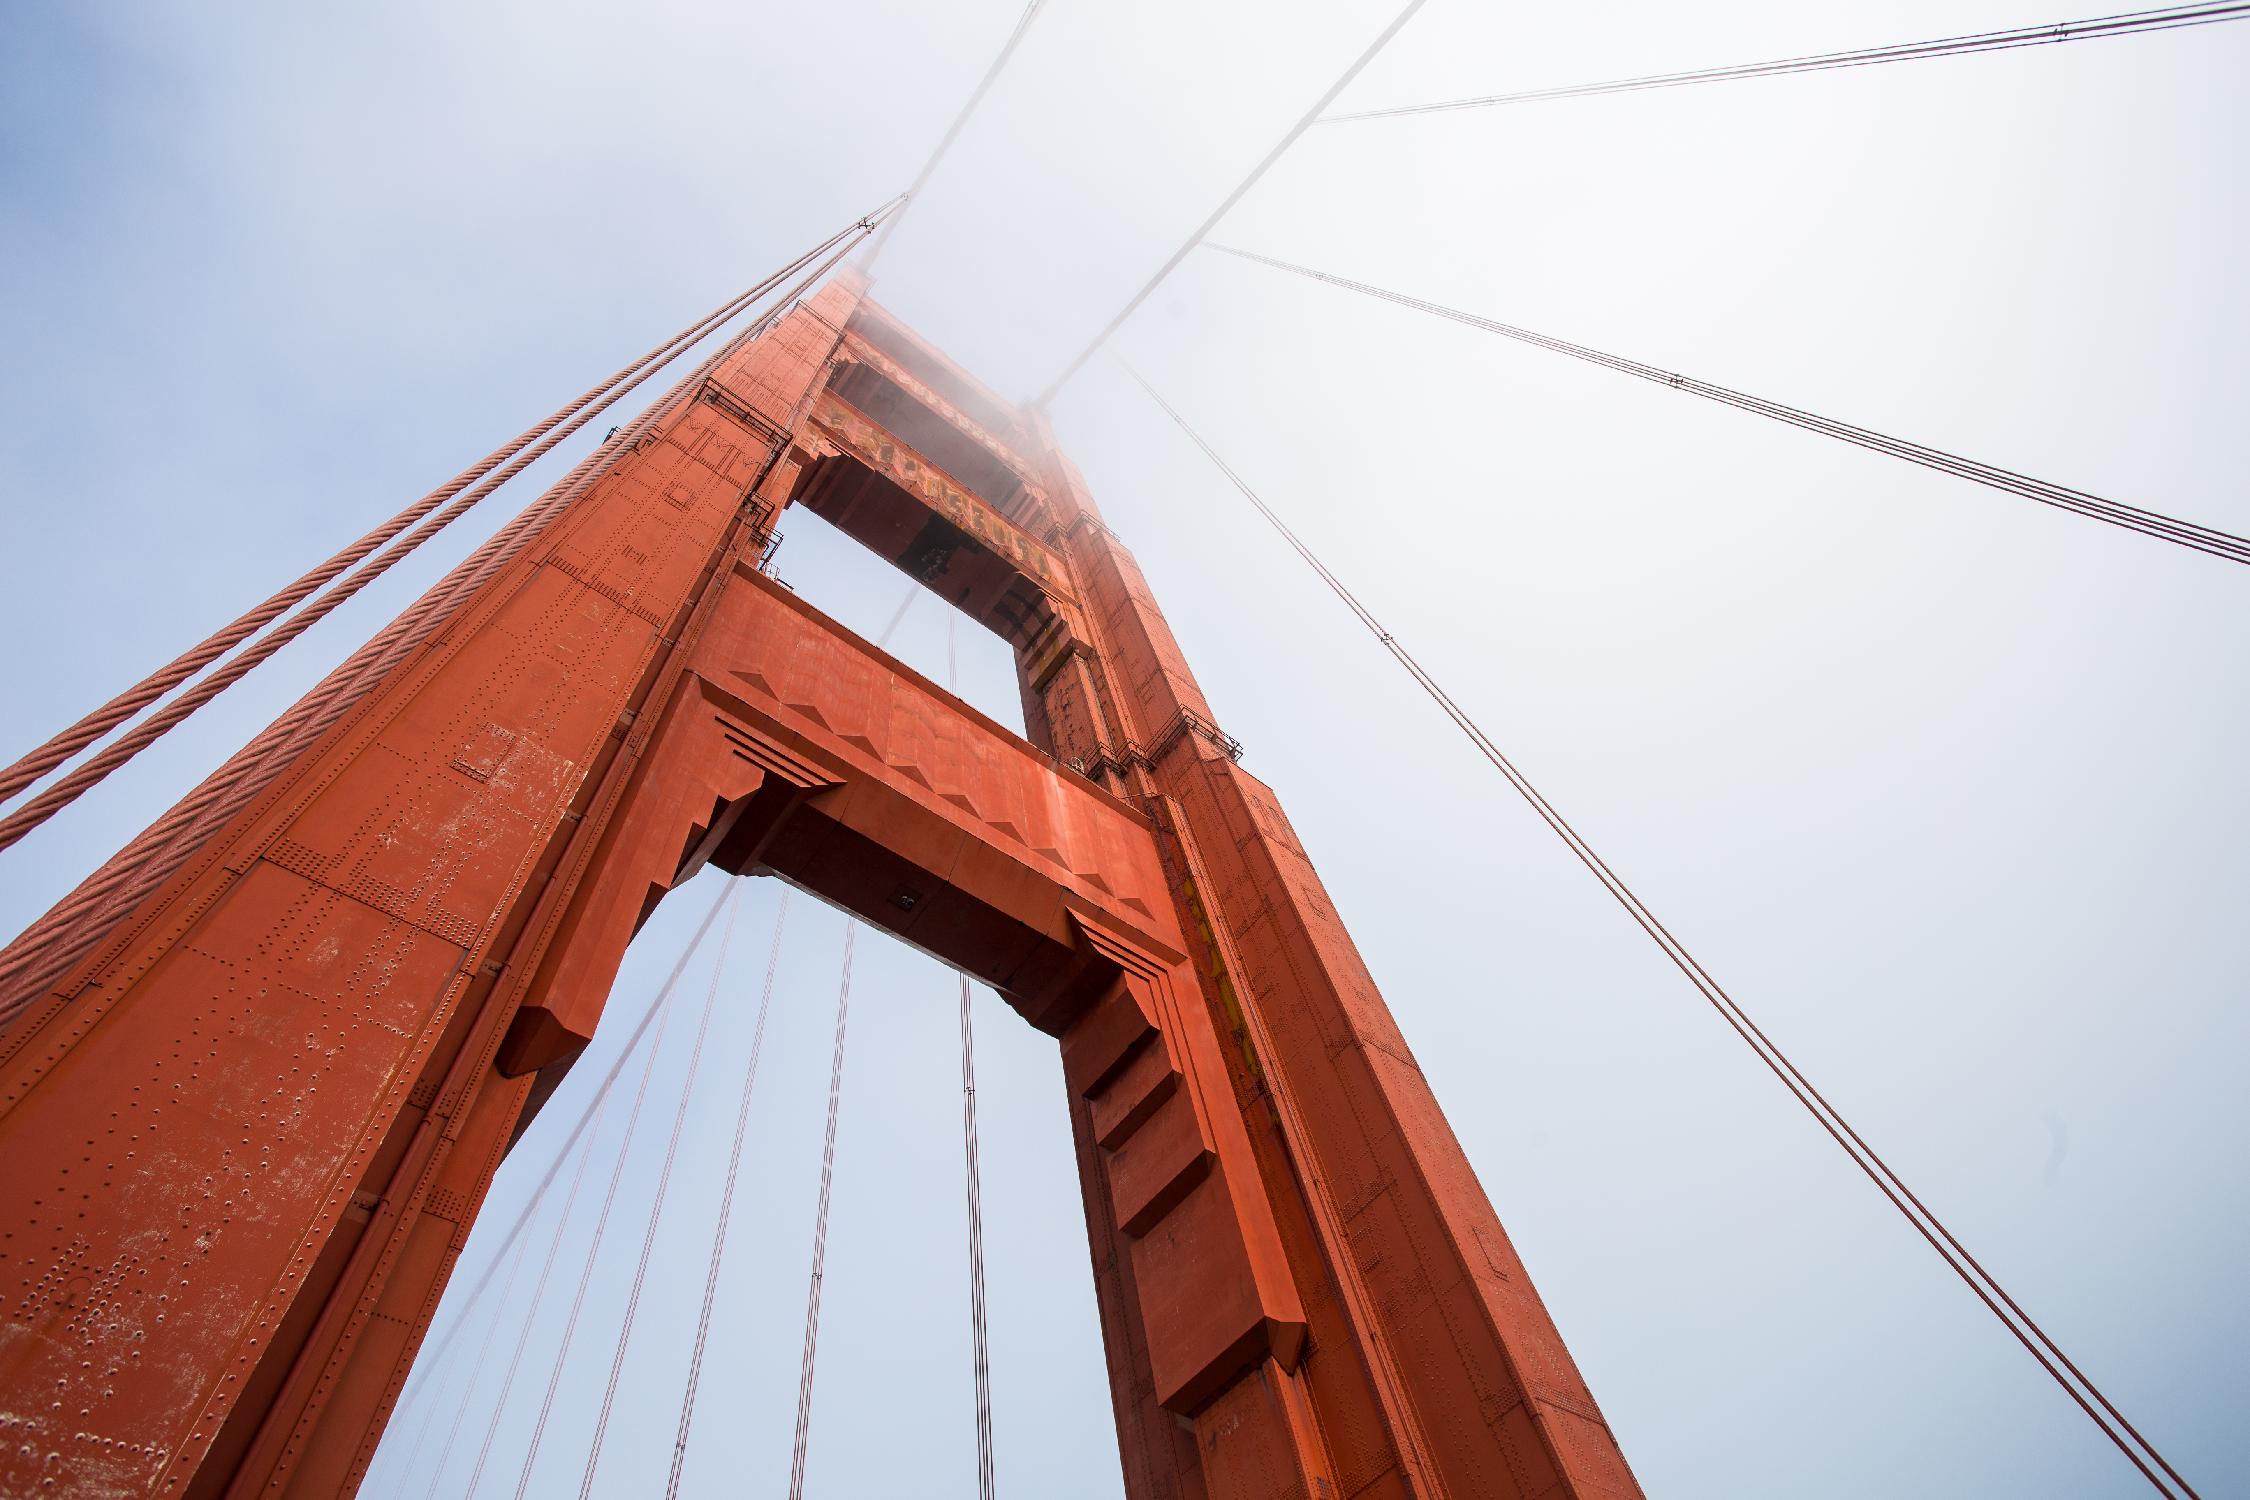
[1,3,2245,1495]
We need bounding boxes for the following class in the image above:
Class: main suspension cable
[787,921,859,1500]
[1321,2,2250,123]
[948,613,998,1500]
[1209,244,2250,567]
[665,891,792,1500]
[0,206,881,829]
[573,880,745,1499]
[1122,361,2203,1500]
[0,197,895,1022]
[1029,0,1429,408]
[861,0,1052,271]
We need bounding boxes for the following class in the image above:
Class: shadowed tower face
[0,271,1640,1500]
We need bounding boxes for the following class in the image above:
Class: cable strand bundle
[0,210,876,833]
[0,199,898,1026]
[787,921,859,1500]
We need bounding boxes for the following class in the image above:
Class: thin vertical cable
[875,582,919,649]
[383,1346,454,1492]
[573,881,746,1499]
[398,1229,531,1498]
[510,882,744,1499]
[457,877,725,1497]
[452,1082,617,1500]
[956,973,997,1500]
[948,611,998,1500]
[405,880,733,1384]
[787,922,858,1500]
[665,892,792,1500]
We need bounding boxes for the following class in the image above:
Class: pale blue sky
[2,3,2245,1496]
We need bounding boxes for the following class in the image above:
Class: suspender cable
[946,613,998,1500]
[1209,244,2250,568]
[775,591,914,1496]
[455,1079,620,1500]
[787,922,859,1500]
[1029,0,1429,408]
[391,1226,531,1496]
[403,879,733,1387]
[573,879,745,1499]
[410,1229,535,1499]
[860,0,1051,271]
[0,199,903,858]
[456,875,728,1498]
[1122,362,2204,1500]
[509,881,745,1499]
[1321,2,2250,123]
[665,891,792,1500]
[957,972,997,1498]
[0,198,897,1023]
[871,577,922,651]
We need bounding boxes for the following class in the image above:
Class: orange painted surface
[0,273,1639,1499]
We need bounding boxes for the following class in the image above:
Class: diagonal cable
[1322,2,2250,123]
[452,877,726,1497]
[0,222,860,810]
[509,881,744,1499]
[1029,0,1430,408]
[0,201,899,852]
[1207,243,2250,567]
[861,0,1053,271]
[1121,358,2202,1500]
[0,194,896,1022]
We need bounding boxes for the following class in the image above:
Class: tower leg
[0,275,1639,1500]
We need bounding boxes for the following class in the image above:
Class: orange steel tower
[0,273,1641,1499]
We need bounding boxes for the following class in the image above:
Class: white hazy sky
[3,3,2246,1497]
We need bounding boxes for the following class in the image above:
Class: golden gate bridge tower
[0,261,1639,1497]
[1,4,2237,1495]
